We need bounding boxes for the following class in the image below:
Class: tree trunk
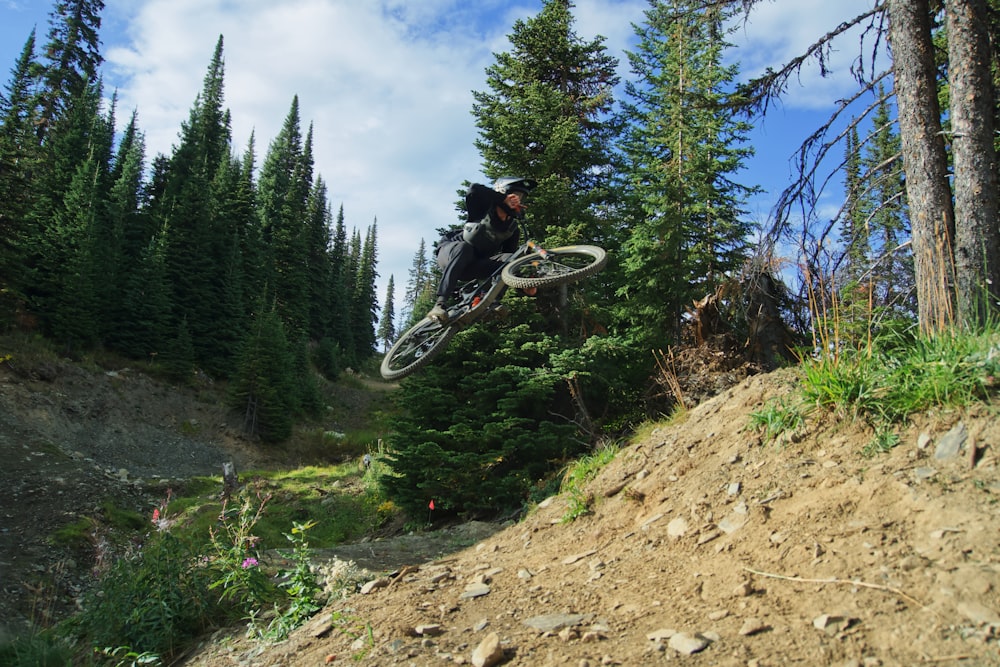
[887,0,956,333]
[946,0,1000,328]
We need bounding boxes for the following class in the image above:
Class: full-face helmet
[492,176,537,197]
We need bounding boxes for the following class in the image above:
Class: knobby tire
[500,245,607,289]
[379,317,457,381]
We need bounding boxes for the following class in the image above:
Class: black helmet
[492,176,537,196]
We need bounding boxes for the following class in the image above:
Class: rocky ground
[0,356,259,634]
[1,346,999,666]
[182,370,1000,667]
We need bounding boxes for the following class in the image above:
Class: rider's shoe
[427,303,449,324]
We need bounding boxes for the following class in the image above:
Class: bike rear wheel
[380,317,457,381]
[501,244,607,289]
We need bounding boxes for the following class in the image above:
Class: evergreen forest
[3,0,999,518]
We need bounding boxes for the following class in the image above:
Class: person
[427,176,537,324]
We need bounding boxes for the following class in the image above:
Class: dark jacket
[446,183,519,256]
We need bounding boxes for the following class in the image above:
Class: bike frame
[445,235,543,328]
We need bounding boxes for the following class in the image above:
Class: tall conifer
[618,0,756,347]
[861,86,912,317]
[37,0,104,137]
[0,32,43,316]
[472,0,619,245]
[351,221,379,358]
[155,37,233,371]
[377,275,396,352]
[401,238,433,328]
[324,206,354,369]
[258,96,311,337]
[386,0,618,516]
[305,177,333,340]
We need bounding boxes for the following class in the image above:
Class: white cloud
[101,0,508,304]
[96,0,653,315]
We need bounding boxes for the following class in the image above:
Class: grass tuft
[559,443,619,523]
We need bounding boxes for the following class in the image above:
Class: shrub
[77,532,219,659]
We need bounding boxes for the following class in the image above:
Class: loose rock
[471,631,503,667]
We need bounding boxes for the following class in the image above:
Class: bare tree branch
[767,69,893,246]
[733,2,886,113]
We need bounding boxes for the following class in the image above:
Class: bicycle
[379,230,608,381]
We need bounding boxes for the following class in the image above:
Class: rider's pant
[436,241,506,301]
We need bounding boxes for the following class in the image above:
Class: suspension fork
[526,240,551,260]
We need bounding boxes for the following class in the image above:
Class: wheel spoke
[380,318,456,379]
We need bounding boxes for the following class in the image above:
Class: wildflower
[152,508,160,524]
[242,557,259,569]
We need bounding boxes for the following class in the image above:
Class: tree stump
[221,461,239,499]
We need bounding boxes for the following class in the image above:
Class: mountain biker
[427,176,537,324]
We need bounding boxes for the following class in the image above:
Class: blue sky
[1,0,882,312]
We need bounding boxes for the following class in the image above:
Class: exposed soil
[0,356,257,636]
[2,345,999,666]
[182,371,1000,667]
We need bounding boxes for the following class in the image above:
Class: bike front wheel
[380,317,457,381]
[501,245,607,289]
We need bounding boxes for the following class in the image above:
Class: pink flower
[241,557,259,569]
[152,508,160,523]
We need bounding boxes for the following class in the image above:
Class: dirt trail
[181,369,1000,667]
[2,352,998,665]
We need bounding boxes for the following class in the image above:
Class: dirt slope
[0,358,262,635]
[179,369,1000,667]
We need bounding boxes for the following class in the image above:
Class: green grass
[559,443,619,523]
[0,629,75,667]
[752,323,1000,452]
[801,327,1000,425]
[57,458,387,665]
[748,397,806,442]
[157,462,381,551]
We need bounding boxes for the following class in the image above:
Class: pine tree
[21,3,111,331]
[37,0,105,138]
[0,32,43,319]
[87,92,131,345]
[27,81,112,346]
[201,144,260,377]
[835,123,872,343]
[289,335,322,417]
[229,134,264,314]
[154,37,233,372]
[305,176,334,341]
[43,154,100,350]
[116,230,171,360]
[325,206,354,366]
[162,317,196,384]
[382,307,579,517]
[841,124,868,279]
[350,221,379,359]
[258,96,311,338]
[386,0,622,517]
[860,85,912,319]
[618,0,756,348]
[835,83,913,342]
[228,302,295,444]
[472,0,620,245]
[377,275,396,352]
[401,238,432,326]
[471,0,620,360]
